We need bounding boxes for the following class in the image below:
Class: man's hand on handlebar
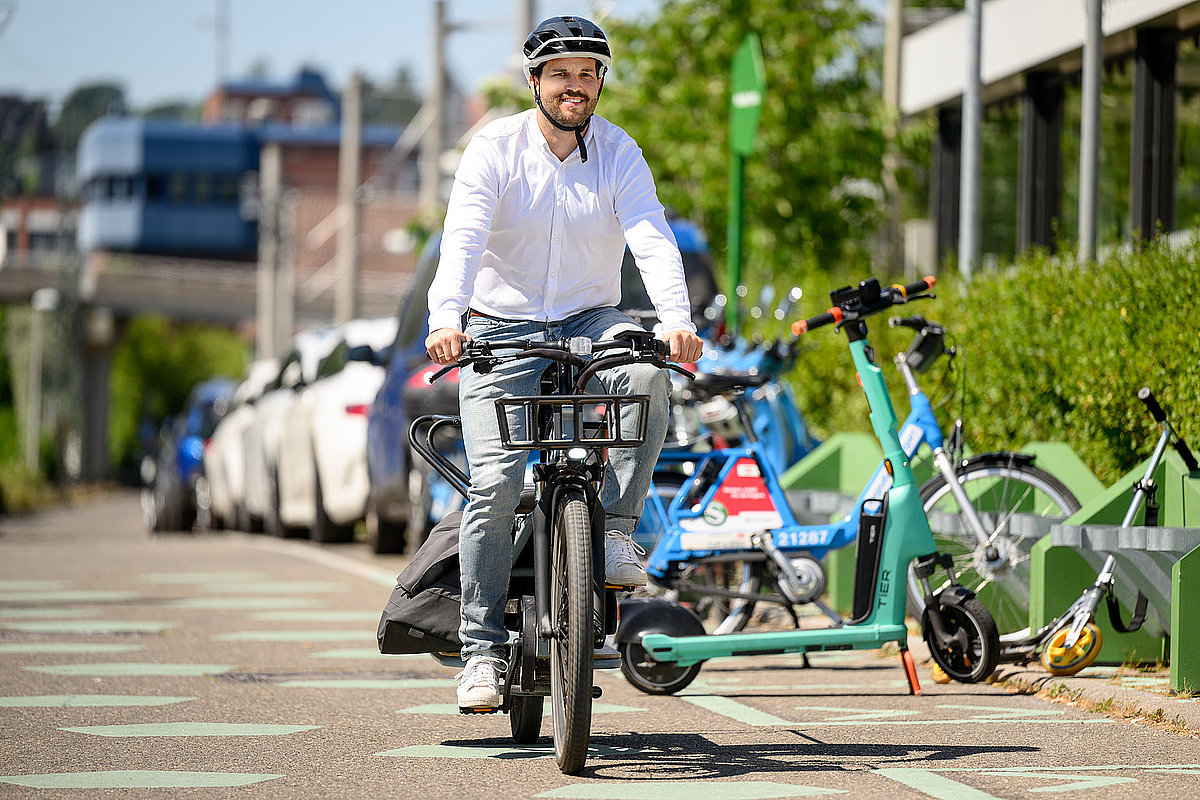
[425,328,471,365]
[661,329,703,364]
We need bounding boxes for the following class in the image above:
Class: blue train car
[77,118,260,259]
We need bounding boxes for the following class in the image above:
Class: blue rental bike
[616,276,1001,695]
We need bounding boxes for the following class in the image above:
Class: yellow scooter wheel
[1041,621,1103,676]
[930,663,952,684]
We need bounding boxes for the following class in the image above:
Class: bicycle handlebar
[791,276,936,336]
[1139,387,1198,471]
[426,332,686,391]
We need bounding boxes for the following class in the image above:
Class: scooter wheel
[930,663,952,684]
[618,640,702,695]
[1041,621,1102,676]
[923,596,999,683]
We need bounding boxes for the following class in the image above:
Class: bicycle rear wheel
[550,490,593,775]
[908,454,1081,637]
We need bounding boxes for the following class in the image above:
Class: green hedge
[785,240,1199,487]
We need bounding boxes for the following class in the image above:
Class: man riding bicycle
[424,15,704,713]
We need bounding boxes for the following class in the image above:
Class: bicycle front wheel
[908,454,1081,637]
[550,490,593,775]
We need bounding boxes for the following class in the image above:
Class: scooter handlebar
[791,276,936,337]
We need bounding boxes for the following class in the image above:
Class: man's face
[532,56,601,128]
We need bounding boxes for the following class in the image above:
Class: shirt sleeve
[426,135,501,333]
[611,143,697,335]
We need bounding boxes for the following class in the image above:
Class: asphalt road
[1,490,1198,799]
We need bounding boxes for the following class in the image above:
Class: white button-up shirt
[427,109,695,335]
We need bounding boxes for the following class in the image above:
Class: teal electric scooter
[621,276,1001,694]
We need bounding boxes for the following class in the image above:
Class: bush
[787,240,1199,486]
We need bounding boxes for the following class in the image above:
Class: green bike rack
[1030,449,1200,690]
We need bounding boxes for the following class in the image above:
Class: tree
[53,83,126,158]
[602,0,887,289]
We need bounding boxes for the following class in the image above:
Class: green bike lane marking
[0,695,195,708]
[0,580,69,590]
[61,722,320,737]
[682,696,1116,727]
[310,647,394,659]
[280,678,456,689]
[0,607,97,619]
[169,596,324,609]
[876,765,1200,798]
[1,643,145,654]
[5,620,177,634]
[376,743,647,760]
[138,571,268,583]
[396,702,645,715]
[0,590,139,603]
[537,783,843,799]
[214,630,374,642]
[199,580,349,594]
[0,771,282,789]
[251,610,381,622]
[24,663,236,677]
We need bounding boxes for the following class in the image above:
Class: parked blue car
[365,216,720,554]
[146,377,236,532]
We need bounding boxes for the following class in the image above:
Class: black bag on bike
[376,511,464,655]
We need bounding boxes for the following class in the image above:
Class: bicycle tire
[550,490,593,775]
[923,595,999,683]
[907,454,1081,638]
[509,694,544,743]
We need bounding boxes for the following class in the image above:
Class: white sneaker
[604,531,647,587]
[456,655,504,712]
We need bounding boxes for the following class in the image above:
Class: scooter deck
[640,622,910,668]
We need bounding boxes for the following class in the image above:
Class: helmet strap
[531,78,604,163]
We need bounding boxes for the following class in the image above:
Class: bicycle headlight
[568,337,593,356]
[566,447,588,461]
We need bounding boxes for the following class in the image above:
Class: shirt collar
[527,108,597,162]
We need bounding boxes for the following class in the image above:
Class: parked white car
[276,316,398,542]
[242,326,339,537]
[201,358,279,531]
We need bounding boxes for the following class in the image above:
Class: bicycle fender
[958,451,1036,470]
[933,584,977,608]
[614,597,705,645]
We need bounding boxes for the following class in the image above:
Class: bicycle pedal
[458,705,501,715]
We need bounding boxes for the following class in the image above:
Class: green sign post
[727,33,765,331]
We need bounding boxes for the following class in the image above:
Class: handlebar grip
[426,364,457,384]
[791,307,844,336]
[1138,387,1166,423]
[888,315,928,330]
[1140,387,1198,471]
[891,276,937,299]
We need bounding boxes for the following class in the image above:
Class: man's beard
[543,91,597,128]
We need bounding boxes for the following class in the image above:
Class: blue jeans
[456,306,670,661]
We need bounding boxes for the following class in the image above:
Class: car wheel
[407,466,434,549]
[365,491,407,554]
[312,462,354,544]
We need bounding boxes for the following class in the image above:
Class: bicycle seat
[691,370,771,398]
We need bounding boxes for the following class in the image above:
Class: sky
[0,0,663,112]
